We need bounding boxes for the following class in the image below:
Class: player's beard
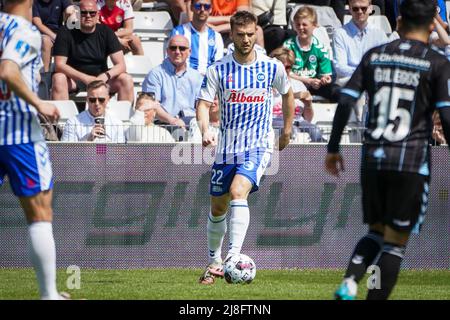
[234,42,255,56]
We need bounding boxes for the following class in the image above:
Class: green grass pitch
[0,268,449,300]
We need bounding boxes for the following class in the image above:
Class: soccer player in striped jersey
[170,0,224,75]
[196,11,295,284]
[0,0,65,300]
[326,0,450,300]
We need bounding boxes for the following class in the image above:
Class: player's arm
[279,87,295,151]
[0,60,59,122]
[325,93,356,177]
[438,106,450,147]
[196,98,216,147]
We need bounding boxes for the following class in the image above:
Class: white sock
[28,222,59,300]
[227,199,250,258]
[207,211,227,265]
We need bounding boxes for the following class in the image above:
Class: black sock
[366,242,405,300]
[344,231,383,283]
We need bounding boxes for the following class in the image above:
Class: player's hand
[37,101,60,123]
[278,131,291,151]
[202,131,217,147]
[325,153,345,177]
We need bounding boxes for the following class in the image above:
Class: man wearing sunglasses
[333,0,388,86]
[62,80,125,142]
[51,0,134,103]
[141,35,203,128]
[170,0,224,75]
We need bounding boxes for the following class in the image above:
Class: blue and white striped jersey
[170,22,224,75]
[198,51,290,162]
[0,13,44,145]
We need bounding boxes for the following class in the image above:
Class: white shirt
[126,110,175,142]
[198,51,291,162]
[62,110,125,142]
[0,13,44,145]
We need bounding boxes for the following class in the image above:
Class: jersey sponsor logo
[257,73,265,82]
[309,55,317,63]
[15,40,30,58]
[227,90,265,103]
[116,15,123,24]
[227,73,234,83]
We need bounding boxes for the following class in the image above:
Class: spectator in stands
[142,35,203,127]
[170,0,224,75]
[98,0,145,55]
[188,96,220,143]
[185,0,264,47]
[32,0,77,72]
[130,0,141,11]
[270,47,325,142]
[51,0,134,103]
[284,6,339,102]
[126,93,176,142]
[163,0,187,25]
[333,0,388,86]
[62,80,125,142]
[252,0,296,54]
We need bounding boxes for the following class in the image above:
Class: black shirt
[329,39,450,174]
[32,0,72,34]
[53,24,122,76]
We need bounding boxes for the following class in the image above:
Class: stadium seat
[289,5,342,30]
[133,11,173,40]
[343,15,392,35]
[311,102,337,125]
[108,55,154,87]
[107,100,133,122]
[141,40,165,66]
[140,1,170,11]
[48,100,78,125]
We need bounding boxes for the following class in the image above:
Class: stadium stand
[133,11,173,65]
[343,14,392,35]
[107,100,134,122]
[48,100,79,126]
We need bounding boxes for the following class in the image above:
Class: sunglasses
[351,6,369,13]
[193,3,212,10]
[168,46,189,52]
[80,10,97,17]
[88,97,107,103]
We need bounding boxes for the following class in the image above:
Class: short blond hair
[293,6,318,26]
[270,47,295,66]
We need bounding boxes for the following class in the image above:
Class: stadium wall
[0,144,448,269]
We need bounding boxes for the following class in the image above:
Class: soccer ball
[223,254,256,284]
